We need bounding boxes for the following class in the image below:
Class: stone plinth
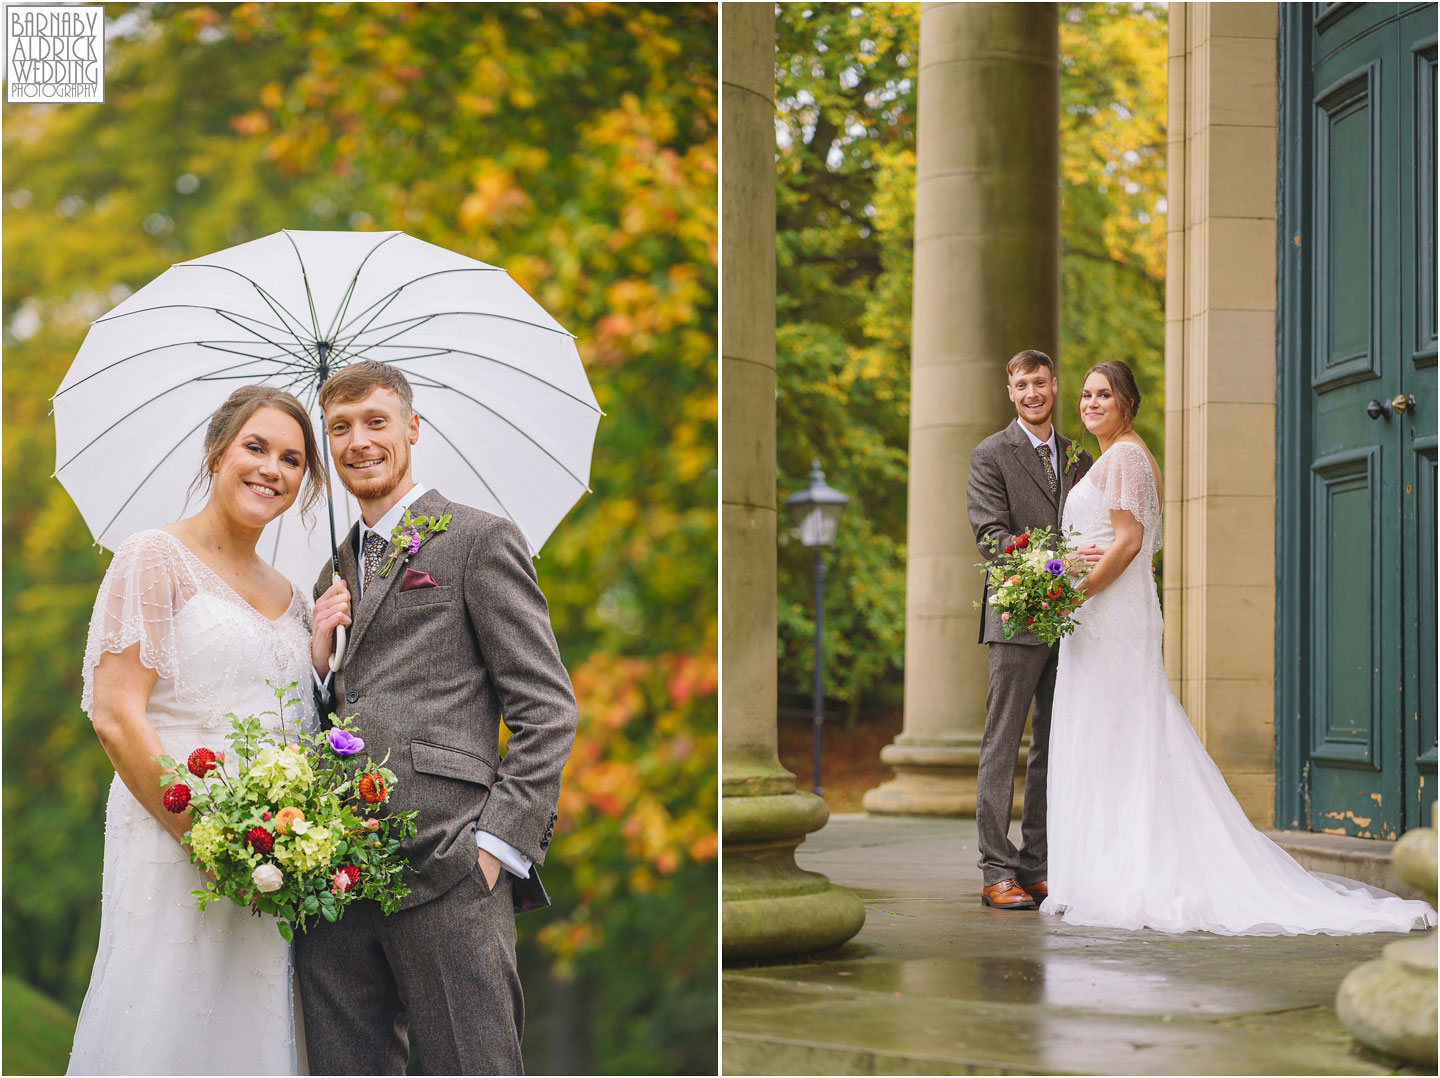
[1335,807,1438,1066]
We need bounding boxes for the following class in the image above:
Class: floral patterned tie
[1036,444,1058,496]
[362,531,388,592]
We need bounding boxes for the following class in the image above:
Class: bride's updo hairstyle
[1081,360,1142,431]
[189,385,328,522]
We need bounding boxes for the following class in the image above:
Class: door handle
[1392,393,1417,415]
[1367,398,1393,420]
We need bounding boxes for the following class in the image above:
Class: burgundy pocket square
[399,568,439,591]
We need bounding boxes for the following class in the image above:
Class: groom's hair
[318,360,415,417]
[1006,350,1055,380]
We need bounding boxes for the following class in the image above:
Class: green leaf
[277,920,294,942]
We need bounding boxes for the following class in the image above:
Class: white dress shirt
[317,483,532,880]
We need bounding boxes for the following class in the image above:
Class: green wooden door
[1278,3,1438,839]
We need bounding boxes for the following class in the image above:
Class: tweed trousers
[296,864,522,1075]
[975,640,1059,886]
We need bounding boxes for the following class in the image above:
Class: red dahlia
[245,826,275,854]
[187,747,218,778]
[358,773,388,804]
[1015,534,1030,549]
[162,783,191,813]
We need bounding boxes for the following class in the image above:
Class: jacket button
[346,690,358,703]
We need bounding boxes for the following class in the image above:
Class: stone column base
[862,735,1027,817]
[1336,809,1438,1066]
[1335,932,1437,1066]
[722,790,866,961]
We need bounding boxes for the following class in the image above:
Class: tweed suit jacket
[313,488,577,914]
[968,420,1093,646]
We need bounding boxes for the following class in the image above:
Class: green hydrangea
[246,745,314,802]
[273,817,338,874]
[189,815,226,867]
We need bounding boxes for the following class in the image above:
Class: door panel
[1278,3,1435,839]
[1401,13,1438,827]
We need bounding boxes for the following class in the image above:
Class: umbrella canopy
[54,229,600,587]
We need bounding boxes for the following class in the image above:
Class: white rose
[251,863,284,893]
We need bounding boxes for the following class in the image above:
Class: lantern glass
[796,503,842,547]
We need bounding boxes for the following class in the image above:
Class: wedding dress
[1044,441,1436,935]
[69,529,316,1074]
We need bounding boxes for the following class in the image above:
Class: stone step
[1266,830,1428,902]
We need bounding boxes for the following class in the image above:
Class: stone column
[720,3,865,960]
[1162,3,1279,824]
[865,3,1061,816]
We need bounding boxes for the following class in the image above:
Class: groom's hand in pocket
[312,579,352,678]
[477,846,502,891]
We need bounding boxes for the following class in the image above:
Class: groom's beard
[336,453,410,503]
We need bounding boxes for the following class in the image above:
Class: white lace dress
[68,529,316,1075]
[1044,442,1436,935]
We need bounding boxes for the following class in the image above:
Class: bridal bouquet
[976,526,1089,645]
[154,682,418,941]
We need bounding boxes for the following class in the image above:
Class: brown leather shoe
[1021,880,1048,902]
[981,878,1038,910]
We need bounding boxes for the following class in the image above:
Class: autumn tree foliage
[2,4,716,1073]
[775,3,1167,710]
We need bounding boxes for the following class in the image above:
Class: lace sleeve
[80,530,191,717]
[1095,442,1162,544]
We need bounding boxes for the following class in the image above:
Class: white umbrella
[53,229,601,593]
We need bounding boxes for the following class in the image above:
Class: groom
[300,361,578,1074]
[966,349,1091,910]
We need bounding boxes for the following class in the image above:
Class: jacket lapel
[344,488,451,658]
[336,522,361,596]
[1056,431,1076,517]
[1009,422,1059,508]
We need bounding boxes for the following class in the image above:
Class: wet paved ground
[723,815,1431,1075]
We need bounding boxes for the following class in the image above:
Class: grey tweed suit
[967,420,1091,887]
[296,488,578,1075]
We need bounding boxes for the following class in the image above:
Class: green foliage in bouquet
[153,682,418,942]
[976,527,1090,647]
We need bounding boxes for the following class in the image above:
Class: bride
[1044,361,1436,936]
[68,386,325,1074]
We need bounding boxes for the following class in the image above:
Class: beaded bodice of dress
[82,529,316,745]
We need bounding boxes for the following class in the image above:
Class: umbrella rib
[419,414,535,554]
[196,342,313,375]
[178,257,315,342]
[56,357,289,473]
[331,267,514,341]
[53,339,292,401]
[343,310,575,350]
[322,232,403,343]
[211,311,318,369]
[419,384,592,493]
[92,302,292,337]
[281,231,324,342]
[90,413,212,542]
[336,344,602,415]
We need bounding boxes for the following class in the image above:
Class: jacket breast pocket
[391,585,456,609]
[411,740,496,787]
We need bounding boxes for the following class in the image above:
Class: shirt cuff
[475,830,532,879]
[312,668,332,695]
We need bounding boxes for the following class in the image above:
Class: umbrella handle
[331,624,347,674]
[329,572,348,673]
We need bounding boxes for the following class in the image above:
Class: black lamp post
[785,460,848,796]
